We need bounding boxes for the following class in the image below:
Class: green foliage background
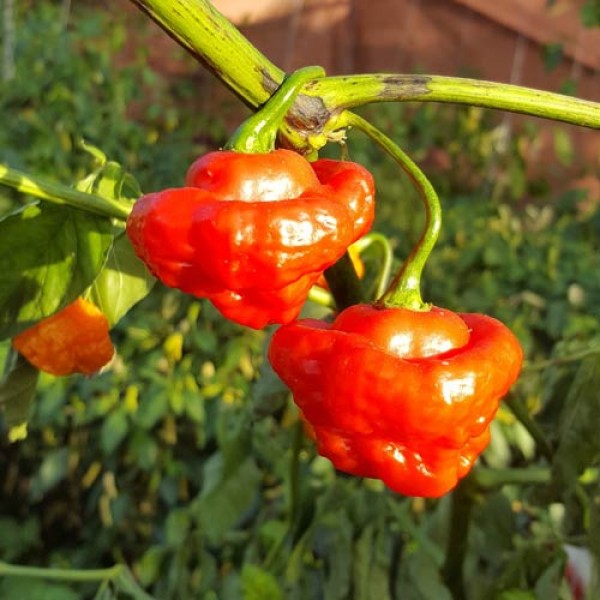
[1,2,600,599]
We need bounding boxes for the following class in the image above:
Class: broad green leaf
[165,508,191,547]
[0,578,79,600]
[542,43,564,72]
[135,545,166,587]
[215,407,253,484]
[76,153,150,326]
[251,358,289,418]
[353,525,392,600]
[101,408,129,454]
[580,0,600,27]
[0,347,39,430]
[241,565,283,600]
[128,429,159,471]
[0,203,113,339]
[195,455,261,541]
[397,550,453,600]
[321,513,353,600]
[133,386,169,430]
[76,158,142,204]
[89,231,155,327]
[552,355,600,488]
[0,516,40,562]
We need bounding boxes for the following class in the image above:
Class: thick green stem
[129,0,283,108]
[0,561,114,582]
[0,562,119,582]
[263,418,305,571]
[525,345,600,371]
[442,480,474,600]
[472,466,552,489]
[307,286,335,308]
[0,164,130,220]
[353,232,394,299]
[314,74,600,130]
[323,252,365,311]
[344,112,441,311]
[0,562,154,599]
[226,66,325,153]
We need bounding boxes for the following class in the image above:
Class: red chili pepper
[126,150,374,329]
[268,303,523,497]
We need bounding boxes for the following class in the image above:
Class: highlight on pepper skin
[268,303,523,498]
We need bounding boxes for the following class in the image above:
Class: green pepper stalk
[226,66,325,154]
[0,164,130,220]
[343,112,441,311]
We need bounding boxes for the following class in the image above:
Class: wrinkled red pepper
[268,303,523,497]
[126,150,374,329]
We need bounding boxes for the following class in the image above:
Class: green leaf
[397,550,453,600]
[89,231,155,327]
[135,545,166,587]
[251,358,289,418]
[0,348,39,430]
[241,565,283,600]
[0,203,113,340]
[353,525,392,600]
[101,408,129,455]
[542,44,564,72]
[533,554,567,600]
[0,517,40,562]
[128,429,159,470]
[76,157,151,327]
[321,514,353,600]
[195,455,261,541]
[28,447,70,501]
[0,578,79,600]
[165,508,191,547]
[553,129,574,167]
[552,355,600,488]
[133,384,169,430]
[76,158,142,204]
[580,0,600,27]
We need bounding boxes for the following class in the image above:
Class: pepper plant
[1,1,600,598]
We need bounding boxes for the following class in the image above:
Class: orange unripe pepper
[12,298,114,376]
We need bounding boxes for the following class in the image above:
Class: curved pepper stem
[345,112,441,312]
[225,66,326,154]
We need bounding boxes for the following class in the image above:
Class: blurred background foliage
[1,1,600,599]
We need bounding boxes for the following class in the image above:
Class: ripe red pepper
[268,303,523,497]
[126,150,374,329]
